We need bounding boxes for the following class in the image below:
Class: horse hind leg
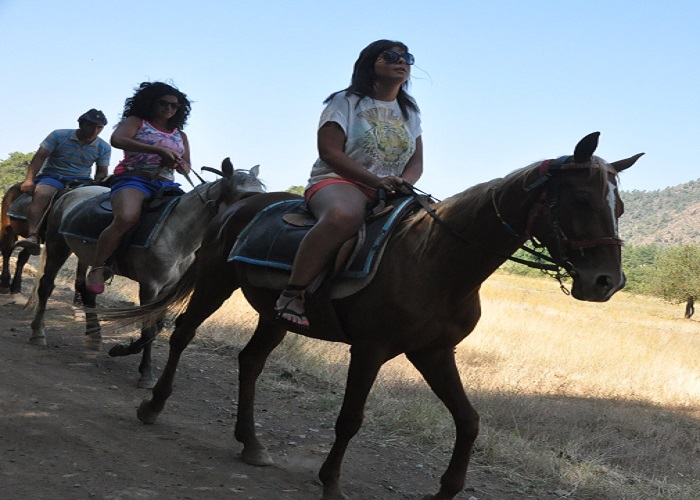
[235,318,287,467]
[406,348,480,500]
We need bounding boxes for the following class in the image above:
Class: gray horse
[29,159,265,387]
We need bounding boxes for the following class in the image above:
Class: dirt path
[0,282,549,500]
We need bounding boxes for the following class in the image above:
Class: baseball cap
[78,109,108,126]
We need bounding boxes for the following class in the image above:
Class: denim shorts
[35,173,93,190]
[111,174,181,197]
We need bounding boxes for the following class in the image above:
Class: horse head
[528,133,644,302]
[200,158,266,211]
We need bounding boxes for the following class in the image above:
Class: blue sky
[1,1,698,199]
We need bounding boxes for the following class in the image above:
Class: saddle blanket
[229,195,419,298]
[59,192,181,249]
[7,193,32,220]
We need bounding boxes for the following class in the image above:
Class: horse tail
[25,249,48,311]
[94,261,198,329]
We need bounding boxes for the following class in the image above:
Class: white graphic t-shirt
[307,92,422,187]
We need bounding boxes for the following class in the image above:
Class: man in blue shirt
[15,109,111,255]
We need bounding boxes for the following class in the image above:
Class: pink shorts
[305,179,376,204]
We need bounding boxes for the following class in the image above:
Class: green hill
[620,179,700,246]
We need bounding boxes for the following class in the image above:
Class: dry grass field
[184,272,699,499]
[46,259,700,498]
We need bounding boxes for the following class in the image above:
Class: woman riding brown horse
[110,133,643,499]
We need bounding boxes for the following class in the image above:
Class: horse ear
[222,158,234,178]
[610,152,644,173]
[250,164,260,177]
[573,132,600,163]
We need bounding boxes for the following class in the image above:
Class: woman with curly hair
[86,81,192,294]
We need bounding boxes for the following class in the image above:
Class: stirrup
[275,285,309,327]
[14,234,42,256]
[86,265,114,294]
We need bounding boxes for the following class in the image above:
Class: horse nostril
[596,275,613,289]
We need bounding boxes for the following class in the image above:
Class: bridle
[406,156,623,293]
[521,156,623,270]
[182,166,237,216]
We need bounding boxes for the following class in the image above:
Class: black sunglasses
[158,99,181,110]
[379,50,415,66]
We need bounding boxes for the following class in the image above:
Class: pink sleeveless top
[114,120,185,181]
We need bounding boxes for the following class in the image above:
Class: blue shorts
[35,173,93,190]
[111,174,181,198]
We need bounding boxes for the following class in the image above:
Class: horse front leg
[318,345,386,500]
[108,318,159,388]
[235,318,287,467]
[75,280,102,351]
[137,278,236,425]
[9,248,31,295]
[137,324,159,389]
[407,348,480,500]
[29,255,67,345]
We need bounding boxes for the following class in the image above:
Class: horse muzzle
[569,268,626,302]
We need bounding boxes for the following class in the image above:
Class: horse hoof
[241,447,274,466]
[28,335,47,346]
[108,343,131,357]
[137,400,161,424]
[137,377,156,390]
[85,335,102,351]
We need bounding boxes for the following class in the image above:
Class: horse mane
[397,156,618,259]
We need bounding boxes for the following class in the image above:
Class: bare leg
[25,184,57,237]
[275,184,369,324]
[15,185,56,254]
[87,188,146,289]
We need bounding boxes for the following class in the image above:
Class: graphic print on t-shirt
[359,107,413,175]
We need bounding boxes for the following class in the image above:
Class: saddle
[229,194,422,299]
[8,181,100,239]
[58,185,185,249]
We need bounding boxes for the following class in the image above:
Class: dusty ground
[0,277,561,500]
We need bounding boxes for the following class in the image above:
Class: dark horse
[29,160,265,388]
[2,182,90,300]
[0,183,33,295]
[118,134,642,499]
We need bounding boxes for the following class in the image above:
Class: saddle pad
[59,193,181,249]
[7,193,32,220]
[229,195,418,282]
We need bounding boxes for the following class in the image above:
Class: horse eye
[573,193,591,207]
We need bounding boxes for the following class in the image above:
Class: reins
[407,184,561,272]
[180,166,235,216]
[403,156,623,293]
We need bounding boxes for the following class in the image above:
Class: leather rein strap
[406,154,623,275]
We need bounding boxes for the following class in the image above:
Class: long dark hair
[120,81,191,130]
[325,39,419,120]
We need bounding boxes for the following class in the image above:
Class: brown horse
[1,182,87,298]
[122,133,642,499]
